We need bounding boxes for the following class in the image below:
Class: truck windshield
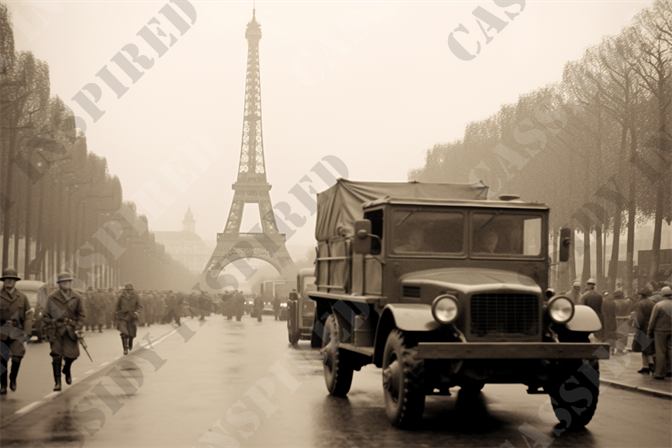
[393,210,465,254]
[472,212,542,256]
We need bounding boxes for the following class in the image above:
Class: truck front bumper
[416,342,609,360]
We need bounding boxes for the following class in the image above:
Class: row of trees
[409,0,671,295]
[0,3,196,291]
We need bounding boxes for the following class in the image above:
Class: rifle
[77,331,93,362]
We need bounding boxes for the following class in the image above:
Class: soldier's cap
[572,281,580,288]
[603,291,609,296]
[125,283,134,290]
[587,278,596,285]
[57,272,74,283]
[0,268,21,281]
[662,286,672,297]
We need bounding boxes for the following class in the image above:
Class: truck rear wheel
[545,359,600,430]
[382,329,425,429]
[322,314,353,396]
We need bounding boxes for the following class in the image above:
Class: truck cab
[287,268,316,345]
[308,179,607,430]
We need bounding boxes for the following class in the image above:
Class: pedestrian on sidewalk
[647,286,672,380]
[633,289,656,374]
[0,268,34,395]
[272,296,281,321]
[40,272,85,391]
[602,291,618,354]
[581,279,603,341]
[116,283,141,355]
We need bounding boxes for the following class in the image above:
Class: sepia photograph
[1,0,671,446]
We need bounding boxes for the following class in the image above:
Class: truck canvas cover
[315,179,489,241]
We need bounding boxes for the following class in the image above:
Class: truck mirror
[354,220,372,255]
[559,227,571,262]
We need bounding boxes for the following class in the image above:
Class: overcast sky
[8,0,652,256]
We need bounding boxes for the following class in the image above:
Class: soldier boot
[122,336,129,355]
[9,357,21,391]
[53,359,62,391]
[0,358,7,395]
[63,358,74,385]
[129,337,134,350]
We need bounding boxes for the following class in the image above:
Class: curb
[600,379,672,399]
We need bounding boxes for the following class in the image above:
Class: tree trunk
[596,225,604,287]
[568,230,577,287]
[648,88,671,283]
[625,126,637,295]
[607,126,628,292]
[582,230,591,286]
[23,174,32,279]
[2,129,16,269]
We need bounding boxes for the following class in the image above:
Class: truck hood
[401,267,542,295]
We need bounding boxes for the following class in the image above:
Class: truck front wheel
[322,314,354,396]
[382,329,426,429]
[545,359,600,431]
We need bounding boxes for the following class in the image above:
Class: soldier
[85,287,101,333]
[272,295,281,321]
[566,281,581,304]
[580,278,603,341]
[633,289,656,374]
[136,290,146,327]
[253,294,263,322]
[198,291,208,321]
[40,272,85,391]
[95,289,106,332]
[153,291,165,325]
[647,286,672,380]
[105,288,115,329]
[602,291,617,354]
[116,283,141,355]
[144,290,155,327]
[0,268,34,394]
[234,291,245,321]
[83,287,93,331]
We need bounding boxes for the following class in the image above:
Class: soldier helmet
[0,268,21,281]
[57,272,74,283]
[125,283,134,290]
[572,281,580,288]
[587,278,596,285]
[662,286,672,297]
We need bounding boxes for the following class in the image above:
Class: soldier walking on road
[647,286,672,380]
[40,272,85,392]
[0,268,34,394]
[253,295,263,322]
[116,283,141,355]
[580,278,603,341]
[602,291,617,354]
[272,296,280,321]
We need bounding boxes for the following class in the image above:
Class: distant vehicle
[287,268,316,345]
[259,280,292,320]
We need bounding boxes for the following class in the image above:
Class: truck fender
[565,304,602,332]
[373,304,441,367]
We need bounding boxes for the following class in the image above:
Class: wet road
[1,314,670,448]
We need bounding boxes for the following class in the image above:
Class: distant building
[154,208,208,274]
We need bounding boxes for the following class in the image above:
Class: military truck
[287,268,317,345]
[307,179,608,429]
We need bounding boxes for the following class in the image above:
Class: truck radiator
[470,294,539,336]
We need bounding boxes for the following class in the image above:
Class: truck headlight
[432,295,458,324]
[548,296,574,324]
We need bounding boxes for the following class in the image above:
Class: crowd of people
[570,278,672,381]
[0,267,284,395]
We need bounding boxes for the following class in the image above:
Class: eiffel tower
[203,9,294,287]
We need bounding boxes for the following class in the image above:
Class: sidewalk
[599,352,672,399]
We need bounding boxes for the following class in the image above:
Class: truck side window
[364,210,383,255]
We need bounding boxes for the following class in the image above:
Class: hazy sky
[7,0,652,256]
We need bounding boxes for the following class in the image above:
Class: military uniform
[40,272,85,391]
[116,284,141,355]
[580,283,603,341]
[647,287,672,379]
[0,268,34,394]
[105,289,116,329]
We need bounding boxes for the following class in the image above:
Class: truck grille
[470,294,539,336]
